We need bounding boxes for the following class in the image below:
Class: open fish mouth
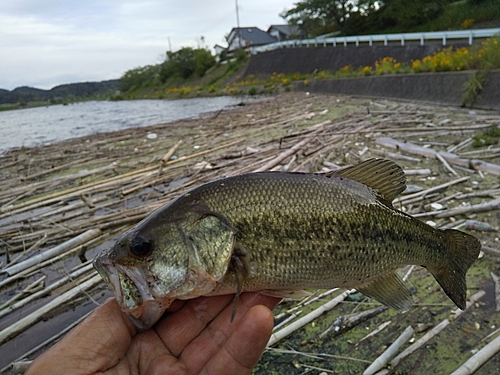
[93,257,167,330]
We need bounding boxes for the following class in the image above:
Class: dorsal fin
[335,158,406,203]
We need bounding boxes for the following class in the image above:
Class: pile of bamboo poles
[1,92,499,374]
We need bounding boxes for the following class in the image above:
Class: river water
[0,96,248,154]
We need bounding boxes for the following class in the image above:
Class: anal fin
[355,271,413,311]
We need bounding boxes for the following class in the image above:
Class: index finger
[154,293,280,357]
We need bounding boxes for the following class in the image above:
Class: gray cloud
[0,0,290,90]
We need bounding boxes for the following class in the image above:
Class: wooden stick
[267,289,354,347]
[363,325,414,375]
[436,153,459,176]
[0,274,102,345]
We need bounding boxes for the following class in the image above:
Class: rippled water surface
[0,97,247,153]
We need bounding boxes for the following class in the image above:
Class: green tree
[120,65,160,92]
[376,0,449,30]
[160,47,216,82]
[281,0,378,37]
[193,49,216,77]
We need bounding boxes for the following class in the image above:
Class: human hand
[26,292,280,375]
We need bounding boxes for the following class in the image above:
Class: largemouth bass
[93,159,481,330]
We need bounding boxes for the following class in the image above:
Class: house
[226,27,277,52]
[214,44,226,55]
[267,24,300,41]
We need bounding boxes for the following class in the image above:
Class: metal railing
[251,28,500,54]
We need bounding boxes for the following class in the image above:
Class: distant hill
[0,79,120,105]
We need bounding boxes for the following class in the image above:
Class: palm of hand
[26,293,279,375]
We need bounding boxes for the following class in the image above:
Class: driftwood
[0,93,499,372]
[376,137,500,176]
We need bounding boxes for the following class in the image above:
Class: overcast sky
[0,0,292,90]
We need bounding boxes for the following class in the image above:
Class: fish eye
[129,234,152,257]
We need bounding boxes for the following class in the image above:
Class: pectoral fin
[230,243,251,322]
[355,271,413,311]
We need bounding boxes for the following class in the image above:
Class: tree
[375,0,449,30]
[193,49,216,77]
[159,47,216,83]
[281,0,378,37]
[120,65,160,92]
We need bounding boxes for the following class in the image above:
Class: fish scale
[93,158,481,330]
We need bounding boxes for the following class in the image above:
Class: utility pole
[235,0,241,49]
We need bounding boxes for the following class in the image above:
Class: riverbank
[1,92,500,374]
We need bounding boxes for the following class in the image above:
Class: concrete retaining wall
[294,70,500,111]
[245,44,469,76]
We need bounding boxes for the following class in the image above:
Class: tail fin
[428,229,481,309]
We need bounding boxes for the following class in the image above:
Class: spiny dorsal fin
[335,158,406,203]
[356,271,413,311]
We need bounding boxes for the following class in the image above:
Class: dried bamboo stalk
[254,128,323,172]
[0,264,95,319]
[436,153,459,176]
[376,137,500,176]
[0,310,93,374]
[357,321,392,345]
[2,228,102,275]
[0,274,102,345]
[363,325,414,375]
[394,176,470,204]
[450,334,500,375]
[435,199,500,218]
[390,290,486,368]
[490,272,500,311]
[267,289,353,347]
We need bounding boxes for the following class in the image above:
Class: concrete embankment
[245,46,499,110]
[296,70,500,111]
[245,45,467,75]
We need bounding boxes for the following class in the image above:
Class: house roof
[229,27,277,46]
[267,24,297,36]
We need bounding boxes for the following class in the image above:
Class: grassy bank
[122,35,500,101]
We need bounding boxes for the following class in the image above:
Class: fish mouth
[93,256,168,330]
